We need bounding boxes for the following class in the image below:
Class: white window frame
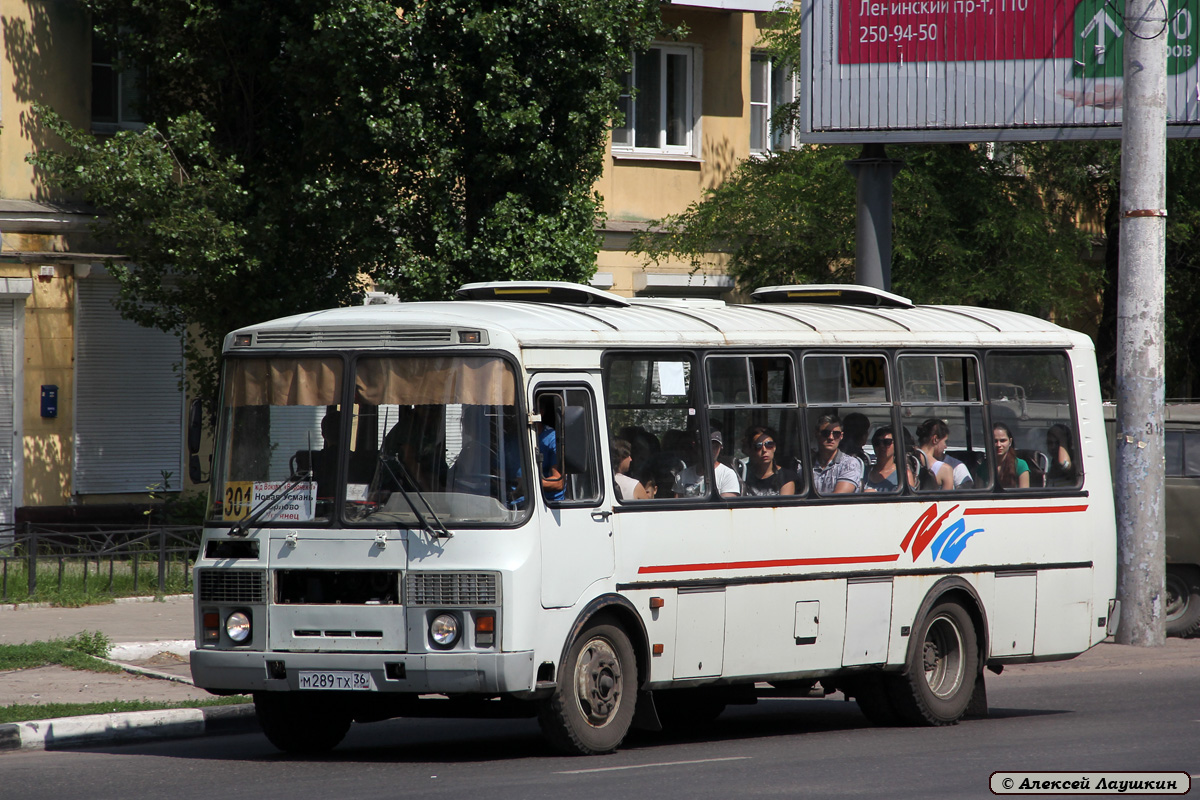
[750,52,797,154]
[613,44,700,157]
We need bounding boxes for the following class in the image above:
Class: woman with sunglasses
[810,415,863,494]
[864,426,912,492]
[741,425,797,496]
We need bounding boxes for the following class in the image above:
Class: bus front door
[532,379,615,608]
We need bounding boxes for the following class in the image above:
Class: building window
[613,45,696,155]
[91,30,144,130]
[750,53,795,153]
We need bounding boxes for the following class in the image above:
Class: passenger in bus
[708,430,741,497]
[742,426,797,496]
[810,415,863,494]
[537,396,565,502]
[663,429,706,496]
[864,426,912,493]
[914,418,955,490]
[619,425,659,482]
[633,462,659,498]
[839,412,872,473]
[993,422,1030,489]
[611,438,649,501]
[1046,423,1077,486]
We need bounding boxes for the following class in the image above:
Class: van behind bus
[1105,402,1200,637]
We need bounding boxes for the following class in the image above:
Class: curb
[108,639,194,662]
[0,704,258,752]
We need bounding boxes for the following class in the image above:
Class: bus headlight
[225,611,252,643]
[430,613,460,648]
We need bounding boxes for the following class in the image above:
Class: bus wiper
[230,469,312,538]
[377,456,453,539]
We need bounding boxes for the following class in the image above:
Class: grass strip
[0,696,251,724]
[0,632,119,673]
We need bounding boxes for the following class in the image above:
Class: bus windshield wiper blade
[231,469,312,537]
[377,457,453,539]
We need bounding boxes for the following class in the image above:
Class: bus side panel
[1034,568,1095,656]
[721,579,848,678]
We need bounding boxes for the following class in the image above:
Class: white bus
[189,281,1118,755]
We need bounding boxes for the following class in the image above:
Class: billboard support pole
[1115,0,1168,647]
[845,143,903,291]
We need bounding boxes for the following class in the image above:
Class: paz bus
[189,281,1118,755]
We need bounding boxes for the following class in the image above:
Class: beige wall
[597,7,763,297]
[1,0,91,202]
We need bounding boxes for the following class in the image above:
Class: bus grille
[198,569,267,604]
[254,329,452,347]
[406,572,499,606]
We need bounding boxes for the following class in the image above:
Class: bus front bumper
[190,648,536,695]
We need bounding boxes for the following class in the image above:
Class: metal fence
[0,522,201,602]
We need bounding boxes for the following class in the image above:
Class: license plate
[297,670,374,691]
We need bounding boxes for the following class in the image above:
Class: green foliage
[0,558,193,606]
[63,630,113,659]
[633,143,1098,318]
[0,696,249,725]
[30,0,667,411]
[0,632,116,672]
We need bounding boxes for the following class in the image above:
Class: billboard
[800,0,1200,141]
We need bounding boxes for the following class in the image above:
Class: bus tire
[538,622,637,755]
[1165,565,1200,638]
[886,600,979,726]
[254,692,351,754]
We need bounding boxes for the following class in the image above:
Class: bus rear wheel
[538,622,637,755]
[886,600,979,726]
[254,692,351,754]
[1165,565,1200,638]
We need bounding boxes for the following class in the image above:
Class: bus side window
[534,387,602,505]
[987,351,1080,491]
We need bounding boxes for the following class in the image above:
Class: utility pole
[1114,0,1168,646]
[845,144,903,292]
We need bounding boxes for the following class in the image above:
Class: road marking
[557,756,751,775]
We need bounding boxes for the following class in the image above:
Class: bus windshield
[208,354,528,527]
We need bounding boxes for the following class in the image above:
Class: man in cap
[709,429,741,498]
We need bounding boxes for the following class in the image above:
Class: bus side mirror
[561,404,590,475]
[187,400,207,484]
[188,399,203,455]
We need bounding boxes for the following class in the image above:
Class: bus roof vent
[455,281,631,307]
[751,284,914,308]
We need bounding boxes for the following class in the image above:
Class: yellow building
[0,0,785,525]
[1,0,187,527]
[596,0,789,299]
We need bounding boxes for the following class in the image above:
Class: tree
[632,142,1099,319]
[31,0,667,407]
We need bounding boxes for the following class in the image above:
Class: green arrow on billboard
[1072,0,1200,77]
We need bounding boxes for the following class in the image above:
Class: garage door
[75,277,184,494]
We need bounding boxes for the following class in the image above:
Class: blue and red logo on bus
[901,503,983,565]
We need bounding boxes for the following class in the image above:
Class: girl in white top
[915,418,955,490]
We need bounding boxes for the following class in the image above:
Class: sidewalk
[0,596,257,751]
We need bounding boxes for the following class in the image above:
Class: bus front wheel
[538,622,637,755]
[254,692,351,754]
[887,600,979,726]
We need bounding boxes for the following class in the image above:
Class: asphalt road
[5,639,1198,800]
